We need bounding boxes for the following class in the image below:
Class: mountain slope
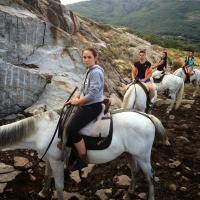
[67,0,200,41]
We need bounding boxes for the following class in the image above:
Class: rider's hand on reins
[64,98,80,106]
[64,101,71,106]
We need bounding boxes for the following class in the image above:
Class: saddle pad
[154,75,161,79]
[82,118,113,150]
[153,73,165,83]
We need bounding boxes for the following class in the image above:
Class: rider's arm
[65,95,88,105]
[189,58,194,68]
[144,67,153,81]
[152,60,164,69]
[132,65,137,81]
[74,93,80,99]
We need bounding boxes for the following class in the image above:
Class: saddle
[58,99,112,161]
[153,72,165,83]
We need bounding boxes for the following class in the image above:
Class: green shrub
[172,60,182,70]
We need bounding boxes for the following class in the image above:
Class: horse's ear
[54,108,62,115]
[43,111,59,121]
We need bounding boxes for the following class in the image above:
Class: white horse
[152,74,184,113]
[0,108,169,200]
[173,67,200,97]
[121,83,157,113]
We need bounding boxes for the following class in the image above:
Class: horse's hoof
[122,194,130,200]
[122,192,133,200]
[38,191,47,199]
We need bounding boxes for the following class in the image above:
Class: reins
[0,87,78,183]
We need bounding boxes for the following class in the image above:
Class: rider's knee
[148,85,153,90]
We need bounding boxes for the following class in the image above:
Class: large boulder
[0,59,47,117]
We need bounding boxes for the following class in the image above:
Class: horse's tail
[148,114,170,146]
[175,79,184,110]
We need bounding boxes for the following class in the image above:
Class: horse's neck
[122,85,136,109]
[173,69,185,79]
[0,110,60,150]
[0,118,36,150]
[122,84,147,112]
[9,136,36,150]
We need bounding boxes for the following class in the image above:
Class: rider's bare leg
[74,138,86,155]
[146,83,154,102]
[69,139,88,168]
[187,68,192,82]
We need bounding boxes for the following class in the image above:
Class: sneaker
[185,79,190,83]
[148,102,154,110]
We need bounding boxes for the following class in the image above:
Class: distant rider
[184,50,194,83]
[132,50,154,109]
[151,52,167,80]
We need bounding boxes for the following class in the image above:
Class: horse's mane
[121,85,134,108]
[0,109,61,148]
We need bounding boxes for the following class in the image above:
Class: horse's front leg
[166,93,176,114]
[123,153,140,199]
[38,161,52,198]
[192,80,199,97]
[49,159,64,200]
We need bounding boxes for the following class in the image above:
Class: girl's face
[82,50,97,68]
[189,51,193,57]
[162,52,166,58]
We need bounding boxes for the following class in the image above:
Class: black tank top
[157,59,166,71]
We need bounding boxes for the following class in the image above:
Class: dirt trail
[0,85,199,200]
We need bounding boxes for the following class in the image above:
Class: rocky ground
[0,85,200,200]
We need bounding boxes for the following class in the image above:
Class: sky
[60,0,90,5]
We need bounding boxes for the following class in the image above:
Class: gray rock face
[0,4,45,64]
[0,1,89,116]
[0,0,111,117]
[0,0,161,117]
[0,60,47,117]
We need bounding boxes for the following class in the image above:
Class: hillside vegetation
[68,0,200,51]
[77,17,200,70]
